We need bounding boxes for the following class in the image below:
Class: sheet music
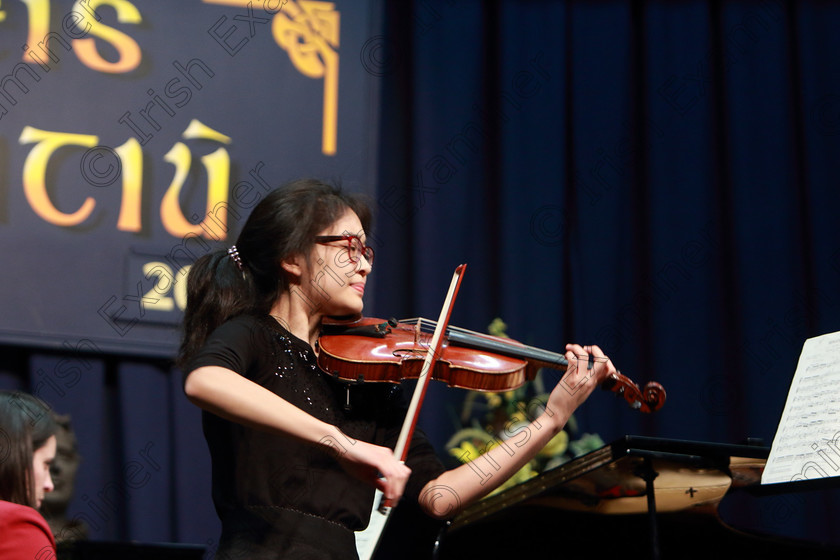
[762,331,840,484]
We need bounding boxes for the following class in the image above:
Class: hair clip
[227,245,244,271]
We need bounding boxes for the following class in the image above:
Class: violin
[318,315,666,413]
[349,266,664,560]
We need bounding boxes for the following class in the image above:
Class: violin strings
[405,318,501,339]
[401,318,568,367]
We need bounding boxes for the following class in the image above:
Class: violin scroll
[601,372,666,413]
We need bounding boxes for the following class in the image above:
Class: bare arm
[184,365,411,501]
[417,344,615,519]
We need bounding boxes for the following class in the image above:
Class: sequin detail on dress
[267,324,325,412]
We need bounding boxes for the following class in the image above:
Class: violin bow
[355,264,467,560]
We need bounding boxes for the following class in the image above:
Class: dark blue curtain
[3,0,840,553]
[371,0,840,547]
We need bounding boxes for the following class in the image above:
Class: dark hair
[177,179,372,369]
[0,391,58,507]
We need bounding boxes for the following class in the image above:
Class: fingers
[565,343,605,359]
[377,460,411,502]
[564,343,615,383]
[336,440,412,503]
[564,343,595,373]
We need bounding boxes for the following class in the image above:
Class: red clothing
[0,500,56,559]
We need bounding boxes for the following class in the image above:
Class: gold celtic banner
[204,0,340,155]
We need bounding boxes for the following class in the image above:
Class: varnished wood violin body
[318,316,666,413]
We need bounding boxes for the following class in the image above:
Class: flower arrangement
[444,318,604,497]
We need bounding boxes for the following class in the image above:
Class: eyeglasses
[314,235,375,266]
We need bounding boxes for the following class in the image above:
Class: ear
[280,254,304,280]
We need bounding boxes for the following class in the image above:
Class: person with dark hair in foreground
[179,179,616,559]
[0,391,58,559]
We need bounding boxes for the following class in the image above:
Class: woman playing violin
[179,179,617,559]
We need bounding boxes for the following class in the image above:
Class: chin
[330,299,364,316]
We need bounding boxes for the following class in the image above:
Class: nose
[357,254,372,275]
[44,471,54,493]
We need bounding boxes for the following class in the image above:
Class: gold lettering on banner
[203,0,340,155]
[20,0,50,65]
[115,137,142,231]
[11,0,140,72]
[72,0,143,74]
[160,121,232,238]
[273,1,339,155]
[19,126,99,226]
[18,120,233,236]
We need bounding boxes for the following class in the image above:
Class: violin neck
[443,326,569,370]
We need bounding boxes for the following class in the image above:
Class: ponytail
[176,179,372,370]
[176,249,255,370]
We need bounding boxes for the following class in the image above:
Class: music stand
[439,436,772,560]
